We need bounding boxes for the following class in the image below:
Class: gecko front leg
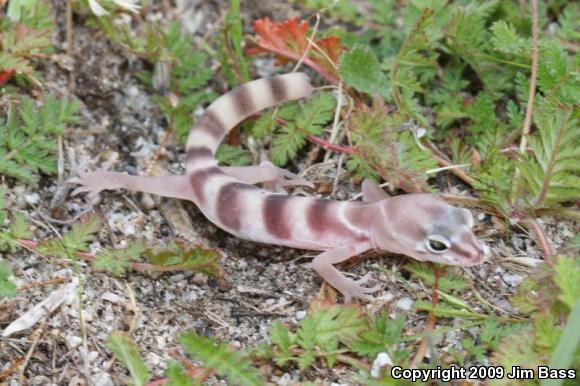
[222,161,314,192]
[311,243,379,302]
[71,170,193,201]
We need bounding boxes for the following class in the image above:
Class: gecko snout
[451,235,487,266]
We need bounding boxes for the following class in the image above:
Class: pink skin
[312,192,485,302]
[73,170,484,302]
[72,73,486,302]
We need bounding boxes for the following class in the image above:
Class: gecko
[72,72,485,302]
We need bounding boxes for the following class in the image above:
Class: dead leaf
[247,17,343,83]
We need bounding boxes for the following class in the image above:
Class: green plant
[179,332,263,386]
[516,94,579,210]
[264,304,367,369]
[451,318,524,365]
[93,240,146,277]
[37,215,102,259]
[338,44,390,99]
[249,92,336,166]
[215,144,252,166]
[142,242,221,276]
[0,95,80,185]
[351,313,411,364]
[92,240,222,277]
[323,1,579,216]
[218,0,250,87]
[106,330,263,386]
[0,259,16,299]
[36,223,222,278]
[106,332,151,386]
[0,186,32,299]
[94,18,215,142]
[1,0,54,85]
[490,256,580,385]
[345,99,437,192]
[140,22,215,142]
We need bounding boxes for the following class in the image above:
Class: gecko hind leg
[222,161,314,192]
[71,170,193,201]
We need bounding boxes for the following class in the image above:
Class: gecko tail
[185,73,313,172]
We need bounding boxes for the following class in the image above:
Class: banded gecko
[72,73,485,302]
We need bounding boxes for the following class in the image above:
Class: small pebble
[155,336,166,349]
[371,352,393,378]
[503,273,524,287]
[192,273,207,285]
[237,259,248,269]
[276,373,292,386]
[445,330,457,343]
[379,292,395,303]
[24,192,40,205]
[94,372,114,386]
[169,273,186,283]
[395,297,413,311]
[141,194,156,210]
[101,291,122,304]
[146,352,163,367]
[32,376,52,386]
[87,351,99,362]
[66,335,83,348]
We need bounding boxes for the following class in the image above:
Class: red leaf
[0,70,15,85]
[247,17,343,83]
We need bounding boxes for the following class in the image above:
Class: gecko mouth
[460,243,487,266]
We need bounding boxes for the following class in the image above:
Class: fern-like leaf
[0,95,80,185]
[338,44,390,99]
[0,259,17,299]
[180,331,263,386]
[165,361,194,386]
[216,144,252,166]
[346,99,436,192]
[0,212,33,253]
[94,241,145,277]
[144,242,221,276]
[38,216,101,259]
[553,256,580,311]
[106,332,151,386]
[519,97,579,208]
[271,92,335,166]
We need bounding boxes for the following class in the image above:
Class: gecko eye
[426,235,450,253]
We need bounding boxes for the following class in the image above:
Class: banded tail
[185,73,313,173]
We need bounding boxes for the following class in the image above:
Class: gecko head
[374,194,486,267]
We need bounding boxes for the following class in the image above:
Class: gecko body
[73,73,485,302]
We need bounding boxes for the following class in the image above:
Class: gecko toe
[360,284,381,293]
[338,277,380,302]
[71,186,91,196]
[354,272,372,285]
[259,161,315,190]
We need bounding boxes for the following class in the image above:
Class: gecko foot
[335,276,381,303]
[69,168,120,198]
[259,161,315,192]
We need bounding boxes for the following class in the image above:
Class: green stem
[473,53,530,69]
[4,138,32,161]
